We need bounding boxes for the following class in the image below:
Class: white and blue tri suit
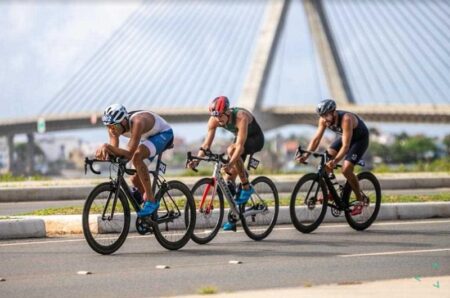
[123,111,173,161]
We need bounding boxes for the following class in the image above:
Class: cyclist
[186,96,265,231]
[296,99,369,215]
[95,104,173,217]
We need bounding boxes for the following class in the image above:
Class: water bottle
[131,187,144,205]
[328,172,342,197]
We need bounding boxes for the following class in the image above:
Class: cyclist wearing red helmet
[187,96,265,231]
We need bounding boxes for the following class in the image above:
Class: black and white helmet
[316,99,336,116]
[102,104,128,125]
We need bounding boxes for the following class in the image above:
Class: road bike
[83,145,195,254]
[290,147,381,233]
[186,149,279,244]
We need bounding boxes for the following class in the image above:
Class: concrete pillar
[303,0,353,105]
[7,134,14,173]
[239,0,290,112]
[26,133,35,175]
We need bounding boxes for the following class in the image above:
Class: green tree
[389,134,438,163]
[443,134,450,155]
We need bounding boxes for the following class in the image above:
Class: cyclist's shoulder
[234,107,254,119]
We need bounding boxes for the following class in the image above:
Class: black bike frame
[297,147,350,211]
[85,152,170,218]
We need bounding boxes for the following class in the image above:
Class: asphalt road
[0,219,449,297]
[1,188,449,216]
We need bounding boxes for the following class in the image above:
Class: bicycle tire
[82,182,130,255]
[344,171,381,231]
[240,176,279,241]
[289,173,328,233]
[153,180,196,250]
[190,178,225,244]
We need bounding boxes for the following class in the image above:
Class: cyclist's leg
[137,129,174,216]
[132,144,154,202]
[327,138,341,175]
[225,144,239,182]
[236,133,263,190]
[342,136,369,203]
[130,174,145,194]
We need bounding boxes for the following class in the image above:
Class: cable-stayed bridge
[1,0,449,172]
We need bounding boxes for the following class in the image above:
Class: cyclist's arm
[197,117,217,157]
[305,119,327,157]
[228,112,250,166]
[107,121,145,160]
[108,129,119,147]
[333,114,353,163]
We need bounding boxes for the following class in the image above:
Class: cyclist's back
[328,110,368,141]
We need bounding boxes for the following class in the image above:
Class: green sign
[37,118,46,133]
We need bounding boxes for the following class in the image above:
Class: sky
[0,0,448,146]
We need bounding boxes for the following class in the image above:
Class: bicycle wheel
[344,171,381,231]
[82,182,130,255]
[153,180,196,250]
[290,173,328,233]
[240,176,279,241]
[190,178,224,244]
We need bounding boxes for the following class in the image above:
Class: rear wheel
[290,173,328,233]
[152,180,196,250]
[240,176,279,241]
[344,172,381,231]
[82,182,130,255]
[190,178,224,244]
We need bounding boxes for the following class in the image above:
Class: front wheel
[289,173,328,233]
[190,178,224,244]
[152,180,196,250]
[344,171,381,231]
[240,176,279,241]
[82,182,130,255]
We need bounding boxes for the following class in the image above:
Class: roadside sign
[37,118,46,133]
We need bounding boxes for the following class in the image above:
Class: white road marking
[339,248,450,258]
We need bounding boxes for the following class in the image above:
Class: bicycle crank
[331,207,341,217]
[136,217,154,235]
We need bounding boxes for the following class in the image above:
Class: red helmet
[209,96,230,116]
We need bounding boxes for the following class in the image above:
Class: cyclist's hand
[326,159,337,170]
[186,160,199,170]
[296,154,308,164]
[95,144,109,160]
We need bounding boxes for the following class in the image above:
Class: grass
[18,193,450,216]
[0,216,16,220]
[0,173,47,182]
[197,286,218,295]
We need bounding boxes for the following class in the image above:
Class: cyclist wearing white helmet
[96,103,174,217]
[296,99,370,216]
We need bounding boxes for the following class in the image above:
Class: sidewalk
[174,275,449,298]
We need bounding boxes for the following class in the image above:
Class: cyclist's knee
[326,149,337,158]
[341,163,354,177]
[131,151,145,165]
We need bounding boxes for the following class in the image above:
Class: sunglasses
[108,123,122,130]
[210,111,224,117]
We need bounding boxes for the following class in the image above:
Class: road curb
[0,218,46,239]
[0,202,449,240]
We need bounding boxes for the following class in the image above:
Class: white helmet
[102,104,128,125]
